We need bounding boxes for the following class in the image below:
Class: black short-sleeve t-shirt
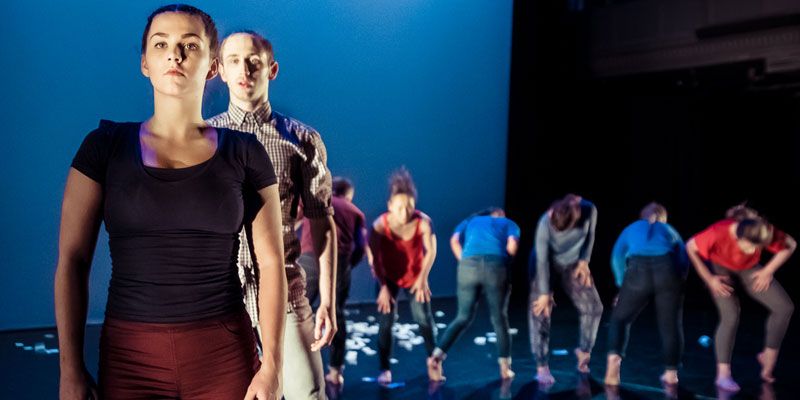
[71,120,277,323]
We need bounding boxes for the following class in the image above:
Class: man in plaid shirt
[208,31,337,399]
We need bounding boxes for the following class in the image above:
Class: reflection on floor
[2,298,797,399]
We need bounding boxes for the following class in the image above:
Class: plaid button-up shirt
[207,102,333,326]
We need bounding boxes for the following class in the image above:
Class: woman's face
[737,239,759,254]
[141,12,217,98]
[387,194,415,223]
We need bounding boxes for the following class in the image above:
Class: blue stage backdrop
[0,0,512,329]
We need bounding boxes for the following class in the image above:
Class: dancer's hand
[573,261,593,287]
[376,285,394,314]
[244,365,280,400]
[59,365,98,400]
[410,278,432,303]
[311,305,337,351]
[707,275,734,297]
[532,294,553,318]
[750,269,773,293]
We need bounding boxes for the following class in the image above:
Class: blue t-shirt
[610,219,688,287]
[454,216,520,258]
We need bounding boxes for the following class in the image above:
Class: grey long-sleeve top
[529,200,597,294]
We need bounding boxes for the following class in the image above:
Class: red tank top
[378,212,425,288]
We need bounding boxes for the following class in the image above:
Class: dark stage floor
[2,297,797,399]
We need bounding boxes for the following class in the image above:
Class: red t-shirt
[374,212,425,288]
[691,219,787,271]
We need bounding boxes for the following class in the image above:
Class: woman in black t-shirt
[54,5,286,400]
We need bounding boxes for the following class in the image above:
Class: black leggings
[378,281,437,370]
[607,255,684,369]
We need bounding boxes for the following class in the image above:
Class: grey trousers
[282,273,327,399]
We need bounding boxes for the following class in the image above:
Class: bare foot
[377,370,392,385]
[536,365,556,386]
[660,369,679,385]
[427,356,446,381]
[499,358,515,380]
[715,376,741,392]
[575,348,591,373]
[604,354,621,386]
[326,367,344,386]
[757,351,777,383]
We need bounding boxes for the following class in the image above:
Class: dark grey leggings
[711,264,794,363]
[438,255,512,358]
[607,255,684,369]
[528,263,604,366]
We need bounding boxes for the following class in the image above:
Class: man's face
[219,33,276,104]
